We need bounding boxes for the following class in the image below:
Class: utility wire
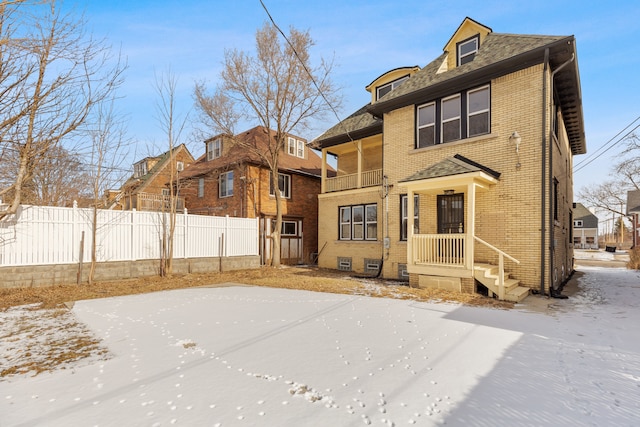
[574,115,640,170]
[258,0,358,148]
[574,121,640,173]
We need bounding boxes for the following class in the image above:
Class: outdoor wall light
[443,189,455,195]
[509,131,522,169]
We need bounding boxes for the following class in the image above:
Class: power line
[574,120,640,173]
[574,115,640,170]
[258,0,359,149]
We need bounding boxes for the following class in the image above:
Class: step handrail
[474,236,520,300]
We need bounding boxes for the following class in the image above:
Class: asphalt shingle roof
[400,154,500,183]
[317,28,585,155]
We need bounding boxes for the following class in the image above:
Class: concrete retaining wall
[0,256,260,289]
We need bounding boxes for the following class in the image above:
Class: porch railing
[325,168,383,192]
[474,235,520,300]
[137,192,185,212]
[412,234,465,267]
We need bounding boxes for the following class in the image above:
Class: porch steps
[473,263,530,303]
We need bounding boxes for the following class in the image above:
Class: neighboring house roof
[316,20,586,155]
[121,144,193,193]
[627,190,640,214]
[573,202,598,228]
[179,126,333,180]
[400,154,501,183]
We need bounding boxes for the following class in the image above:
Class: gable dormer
[366,66,420,104]
[443,17,492,71]
[133,156,159,178]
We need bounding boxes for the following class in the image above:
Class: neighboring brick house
[573,203,598,249]
[109,144,194,211]
[179,126,331,265]
[627,190,640,248]
[314,17,586,301]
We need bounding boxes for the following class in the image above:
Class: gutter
[548,51,575,296]
[540,49,549,296]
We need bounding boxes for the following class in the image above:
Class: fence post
[225,215,230,257]
[183,208,188,259]
[73,200,79,263]
[131,209,136,261]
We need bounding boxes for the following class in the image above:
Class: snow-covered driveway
[1,265,639,426]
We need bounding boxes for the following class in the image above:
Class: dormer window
[207,139,221,161]
[134,161,147,178]
[376,76,409,100]
[287,136,305,158]
[457,35,479,66]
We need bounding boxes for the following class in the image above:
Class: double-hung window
[401,195,419,240]
[441,94,461,143]
[467,86,490,137]
[270,172,291,198]
[339,204,377,241]
[457,35,479,66]
[417,103,436,148]
[219,171,233,198]
[416,85,490,148]
[198,178,204,198]
[287,137,305,158]
[207,139,221,161]
[287,137,296,156]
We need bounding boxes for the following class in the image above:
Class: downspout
[540,49,549,296]
[548,52,575,296]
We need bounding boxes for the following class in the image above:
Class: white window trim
[207,139,221,161]
[270,172,291,199]
[198,178,204,198]
[467,85,490,138]
[441,94,461,143]
[287,137,296,156]
[339,203,377,241]
[417,102,436,148]
[296,140,305,158]
[458,37,478,65]
[401,194,419,241]
[376,76,409,100]
[281,220,298,236]
[219,171,233,198]
[574,220,583,227]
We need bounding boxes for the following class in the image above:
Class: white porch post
[407,188,415,267]
[466,183,476,270]
[356,140,362,188]
[321,149,327,194]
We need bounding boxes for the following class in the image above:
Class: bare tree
[155,68,188,276]
[0,0,125,219]
[0,144,92,206]
[194,22,340,267]
[578,132,640,217]
[85,98,130,284]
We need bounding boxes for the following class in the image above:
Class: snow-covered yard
[1,259,639,426]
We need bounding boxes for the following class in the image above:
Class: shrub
[628,247,640,270]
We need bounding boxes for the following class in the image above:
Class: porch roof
[399,154,500,193]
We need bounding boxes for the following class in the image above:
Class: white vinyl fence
[0,203,259,267]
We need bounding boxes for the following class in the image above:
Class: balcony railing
[411,234,465,267]
[325,168,383,192]
[137,192,184,212]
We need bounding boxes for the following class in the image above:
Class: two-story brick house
[315,17,586,301]
[179,126,331,265]
[109,144,194,211]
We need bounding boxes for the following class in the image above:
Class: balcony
[137,192,184,212]
[325,168,383,192]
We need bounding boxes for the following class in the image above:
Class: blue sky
[65,0,640,199]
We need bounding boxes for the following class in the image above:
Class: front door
[437,193,464,234]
